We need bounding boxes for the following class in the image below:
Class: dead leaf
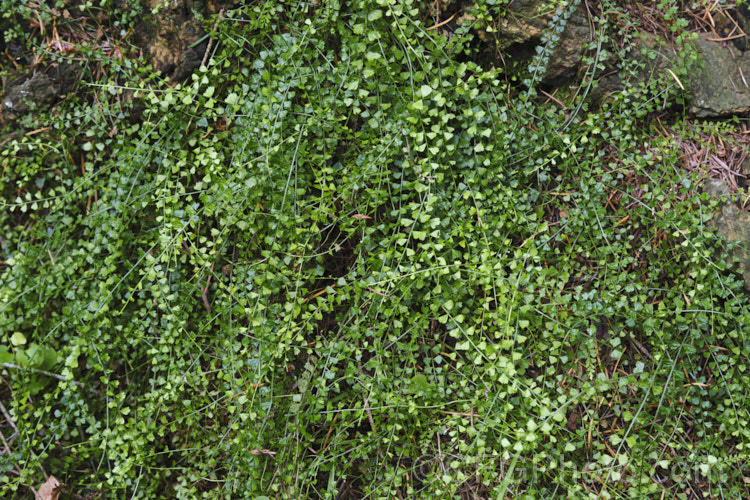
[351,214,372,219]
[36,476,63,500]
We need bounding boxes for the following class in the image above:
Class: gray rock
[587,32,750,118]
[704,179,750,290]
[468,2,750,118]
[136,0,239,81]
[463,0,592,85]
[137,0,207,80]
[589,34,677,107]
[1,72,58,120]
[704,178,732,198]
[688,35,750,118]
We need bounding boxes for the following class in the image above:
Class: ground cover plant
[1,0,750,498]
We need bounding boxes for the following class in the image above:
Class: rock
[172,45,204,82]
[704,179,750,291]
[499,0,592,83]
[687,34,750,118]
[461,0,592,84]
[136,0,208,81]
[587,33,679,107]
[206,0,241,13]
[480,0,750,119]
[741,155,750,188]
[134,0,240,81]
[704,178,732,198]
[47,61,79,96]
[488,0,551,48]
[587,31,750,118]
[1,72,58,120]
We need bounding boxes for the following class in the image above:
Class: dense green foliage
[1,0,750,498]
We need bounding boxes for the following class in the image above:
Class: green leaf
[10,332,26,346]
[225,92,239,106]
[0,346,12,364]
[410,373,428,391]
